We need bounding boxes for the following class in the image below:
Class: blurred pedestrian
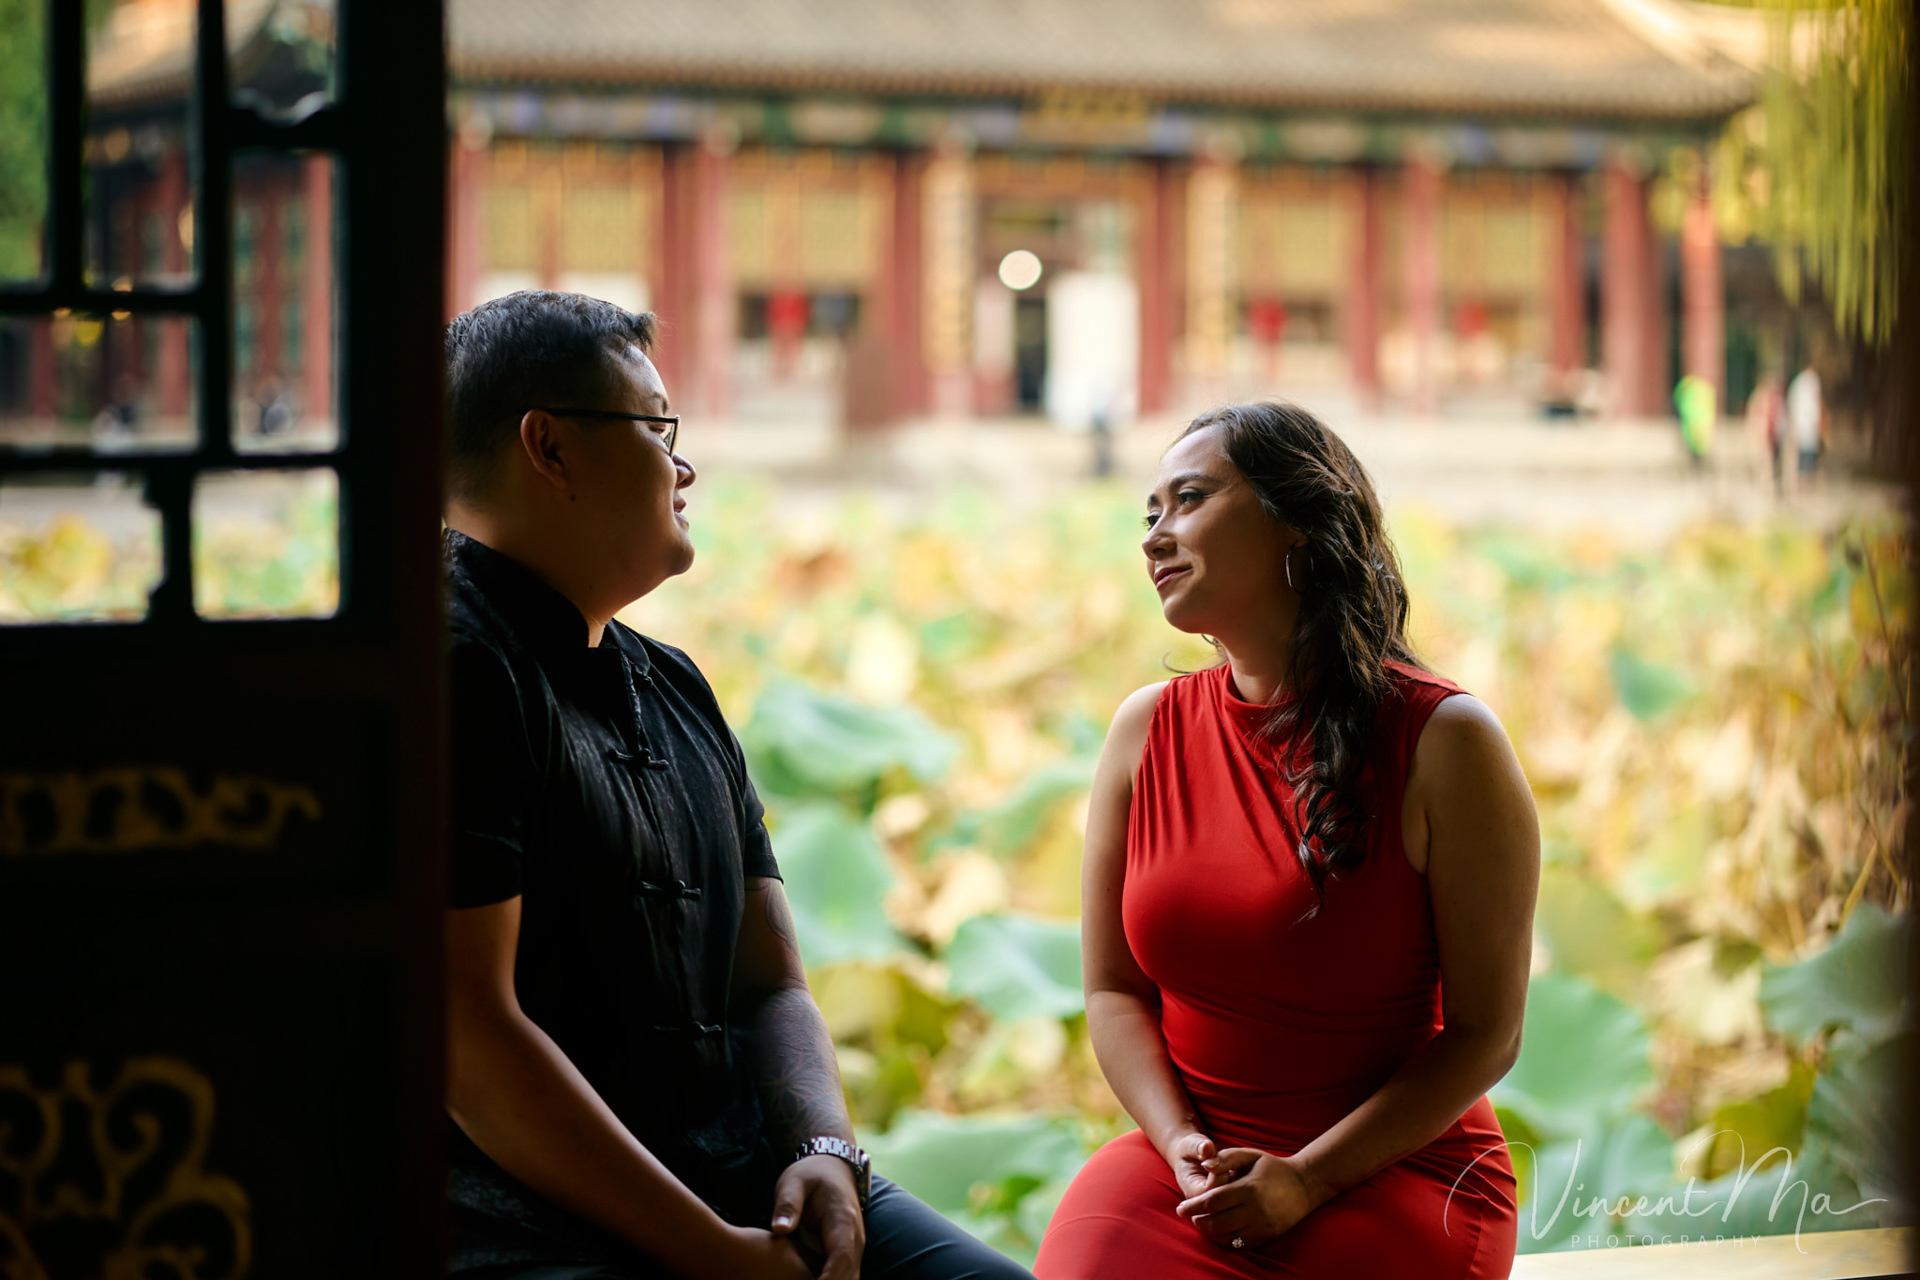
[255,374,295,437]
[1787,363,1825,484]
[1746,372,1786,495]
[1674,374,1715,469]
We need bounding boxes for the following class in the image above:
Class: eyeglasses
[534,407,679,454]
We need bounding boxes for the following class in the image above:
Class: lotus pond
[2,474,1909,1260]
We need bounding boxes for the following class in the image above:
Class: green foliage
[1531,867,1666,997]
[944,914,1085,1022]
[1759,902,1911,1046]
[766,802,909,967]
[859,1109,1088,1264]
[1712,0,1911,345]
[743,681,956,809]
[934,754,1098,861]
[1522,1114,1675,1252]
[1696,1062,1815,1179]
[1805,1030,1912,1208]
[9,475,1909,1261]
[1607,648,1695,723]
[861,1109,1086,1214]
[0,0,46,281]
[1495,975,1656,1139]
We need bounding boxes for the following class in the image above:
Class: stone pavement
[0,412,1899,550]
[680,411,1902,541]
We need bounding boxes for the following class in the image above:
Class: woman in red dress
[1035,403,1538,1278]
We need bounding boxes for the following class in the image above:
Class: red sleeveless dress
[1035,663,1516,1279]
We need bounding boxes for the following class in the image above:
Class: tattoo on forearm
[754,988,854,1148]
[763,885,800,957]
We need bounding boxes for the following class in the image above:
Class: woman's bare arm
[446,898,809,1280]
[1082,683,1221,1192]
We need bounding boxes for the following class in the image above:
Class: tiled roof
[448,0,1755,122]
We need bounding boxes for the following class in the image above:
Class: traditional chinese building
[28,0,1759,442]
[445,0,1757,428]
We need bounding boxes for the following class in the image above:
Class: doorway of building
[1015,292,1048,411]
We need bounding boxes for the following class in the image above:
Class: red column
[258,185,283,378]
[1137,157,1174,416]
[886,149,926,419]
[156,146,190,415]
[654,144,691,393]
[692,131,734,418]
[1546,171,1585,395]
[1346,164,1383,413]
[1602,157,1660,417]
[29,320,55,419]
[1680,178,1722,410]
[1405,154,1442,417]
[448,135,483,318]
[303,153,334,422]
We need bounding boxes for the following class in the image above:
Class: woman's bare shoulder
[1097,682,1171,788]
[1112,680,1171,738]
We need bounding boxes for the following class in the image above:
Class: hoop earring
[1285,546,1299,593]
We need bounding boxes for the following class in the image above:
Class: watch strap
[791,1136,872,1211]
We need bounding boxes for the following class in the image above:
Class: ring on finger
[1231,1234,1245,1249]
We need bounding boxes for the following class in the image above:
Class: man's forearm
[447,1003,736,1277]
[748,985,855,1150]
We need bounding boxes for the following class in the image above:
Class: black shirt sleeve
[738,758,781,882]
[448,640,535,907]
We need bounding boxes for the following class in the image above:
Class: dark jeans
[455,1176,1034,1280]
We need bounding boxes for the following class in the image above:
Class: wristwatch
[791,1136,872,1212]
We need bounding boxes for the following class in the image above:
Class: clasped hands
[1167,1131,1326,1252]
[721,1153,864,1280]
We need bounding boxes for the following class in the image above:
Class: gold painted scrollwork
[0,768,321,856]
[0,1058,251,1280]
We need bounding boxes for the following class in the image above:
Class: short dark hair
[444,290,658,500]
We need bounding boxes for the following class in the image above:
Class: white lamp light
[998,249,1043,291]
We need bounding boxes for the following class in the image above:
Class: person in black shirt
[442,291,1033,1280]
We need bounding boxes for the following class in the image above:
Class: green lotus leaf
[1759,903,1911,1046]
[1516,1114,1674,1254]
[770,802,910,966]
[945,913,1084,1022]
[1493,973,1654,1138]
[1608,648,1694,722]
[858,1109,1086,1215]
[744,680,957,800]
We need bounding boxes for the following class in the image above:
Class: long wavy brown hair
[1182,401,1421,915]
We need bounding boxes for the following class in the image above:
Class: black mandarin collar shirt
[442,529,782,1258]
